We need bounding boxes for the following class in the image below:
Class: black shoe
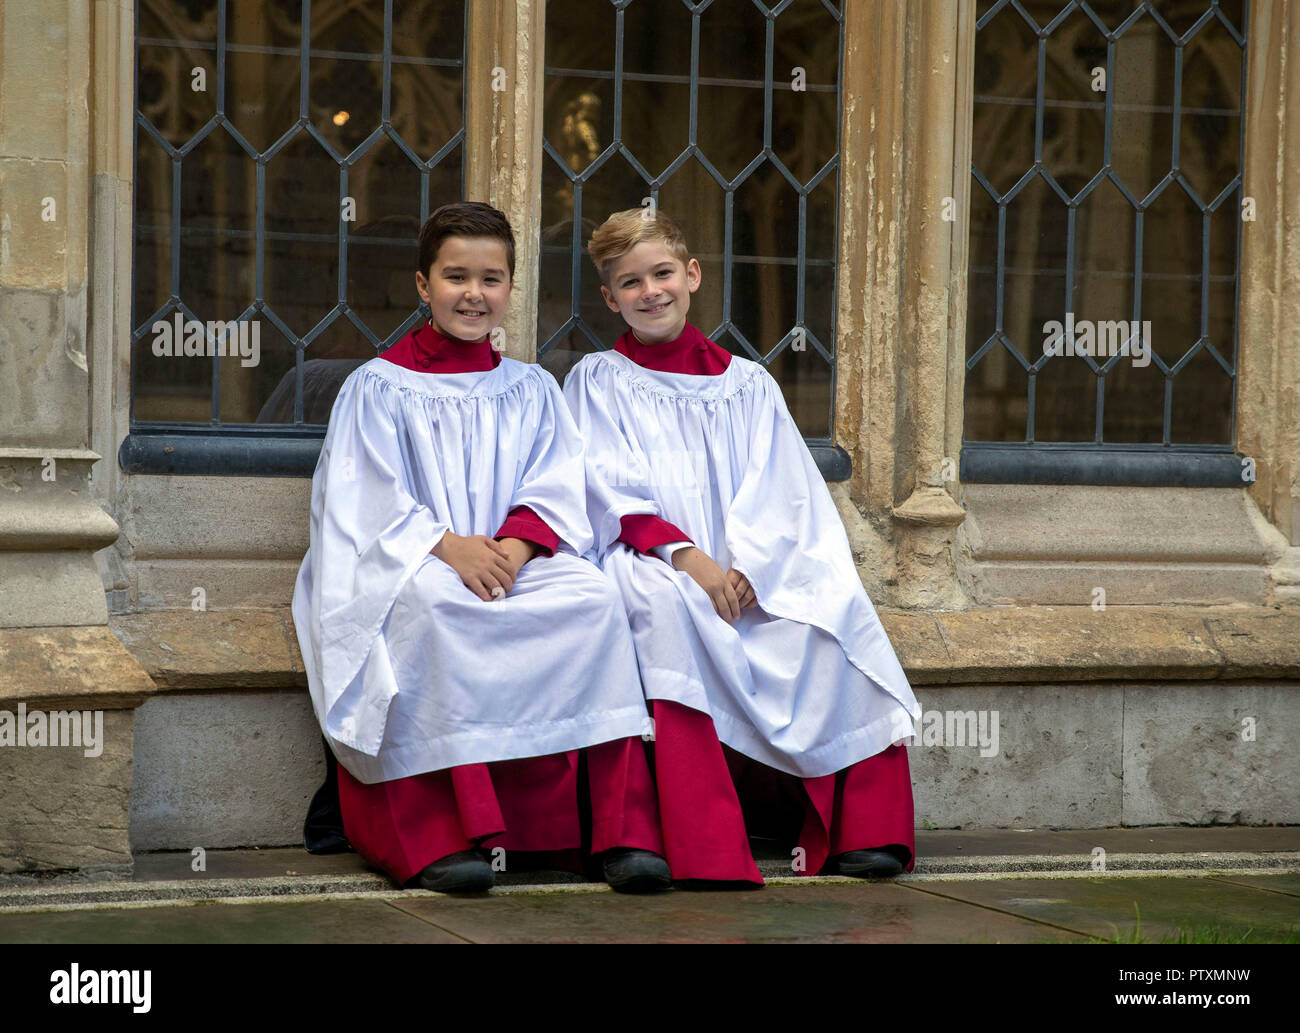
[303,737,354,855]
[833,848,906,878]
[602,848,672,894]
[412,850,495,893]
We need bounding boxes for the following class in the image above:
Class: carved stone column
[0,0,155,874]
[834,0,970,609]
[1238,0,1300,599]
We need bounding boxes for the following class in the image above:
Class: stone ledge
[108,604,1300,690]
[0,625,156,708]
[110,610,305,691]
[906,605,1300,684]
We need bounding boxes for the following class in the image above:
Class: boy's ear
[415,270,432,305]
[686,258,702,294]
[600,284,621,314]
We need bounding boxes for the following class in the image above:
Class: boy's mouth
[640,301,670,314]
[456,309,487,318]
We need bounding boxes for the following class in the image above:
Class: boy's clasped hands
[432,532,539,601]
[669,546,756,624]
[432,531,754,621]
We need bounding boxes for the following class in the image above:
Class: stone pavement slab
[1209,873,1300,897]
[0,898,463,944]
[3,873,1298,943]
[0,883,1088,944]
[908,875,1300,943]
[914,825,1300,857]
[391,882,1093,943]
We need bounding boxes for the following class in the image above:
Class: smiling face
[600,240,701,345]
[415,235,513,341]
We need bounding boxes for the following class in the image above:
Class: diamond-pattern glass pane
[131,0,466,426]
[540,0,843,440]
[965,0,1247,448]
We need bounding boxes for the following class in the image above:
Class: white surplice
[563,349,920,779]
[291,357,650,785]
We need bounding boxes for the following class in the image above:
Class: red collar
[613,323,731,375]
[381,322,501,373]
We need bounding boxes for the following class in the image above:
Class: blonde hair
[587,208,692,284]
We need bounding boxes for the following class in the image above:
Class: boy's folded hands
[432,531,536,601]
[670,546,757,623]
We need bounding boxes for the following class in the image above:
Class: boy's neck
[630,319,689,347]
[429,319,491,346]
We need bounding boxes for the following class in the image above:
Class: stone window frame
[831,1,1296,550]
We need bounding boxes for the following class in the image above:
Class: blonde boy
[563,209,920,883]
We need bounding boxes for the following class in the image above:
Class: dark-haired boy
[292,201,669,893]
[564,208,920,884]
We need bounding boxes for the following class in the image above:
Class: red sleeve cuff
[495,506,561,557]
[617,514,692,554]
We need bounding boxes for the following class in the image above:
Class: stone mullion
[1239,0,1300,553]
[944,0,978,510]
[465,0,545,362]
[834,0,968,610]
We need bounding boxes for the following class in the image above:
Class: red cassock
[611,324,916,883]
[334,323,663,885]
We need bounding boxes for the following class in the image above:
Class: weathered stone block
[111,610,304,690]
[121,475,309,560]
[0,289,91,448]
[0,708,133,874]
[133,558,302,612]
[1122,682,1300,825]
[0,160,71,290]
[129,689,325,850]
[910,683,1125,828]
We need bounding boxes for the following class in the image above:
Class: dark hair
[417,201,516,279]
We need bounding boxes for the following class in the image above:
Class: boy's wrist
[670,545,699,571]
[431,530,458,558]
[652,540,693,565]
[497,536,541,563]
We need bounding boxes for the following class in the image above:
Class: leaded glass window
[964,0,1248,485]
[131,0,465,429]
[540,0,844,441]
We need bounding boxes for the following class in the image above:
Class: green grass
[1099,903,1300,944]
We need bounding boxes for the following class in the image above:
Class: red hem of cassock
[337,738,664,886]
[650,700,915,884]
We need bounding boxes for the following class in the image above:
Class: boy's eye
[657,270,671,277]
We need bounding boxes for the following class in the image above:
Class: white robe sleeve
[303,370,450,755]
[563,357,665,558]
[725,371,921,721]
[504,370,596,556]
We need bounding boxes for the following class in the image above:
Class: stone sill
[105,603,1300,693]
[0,625,156,708]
